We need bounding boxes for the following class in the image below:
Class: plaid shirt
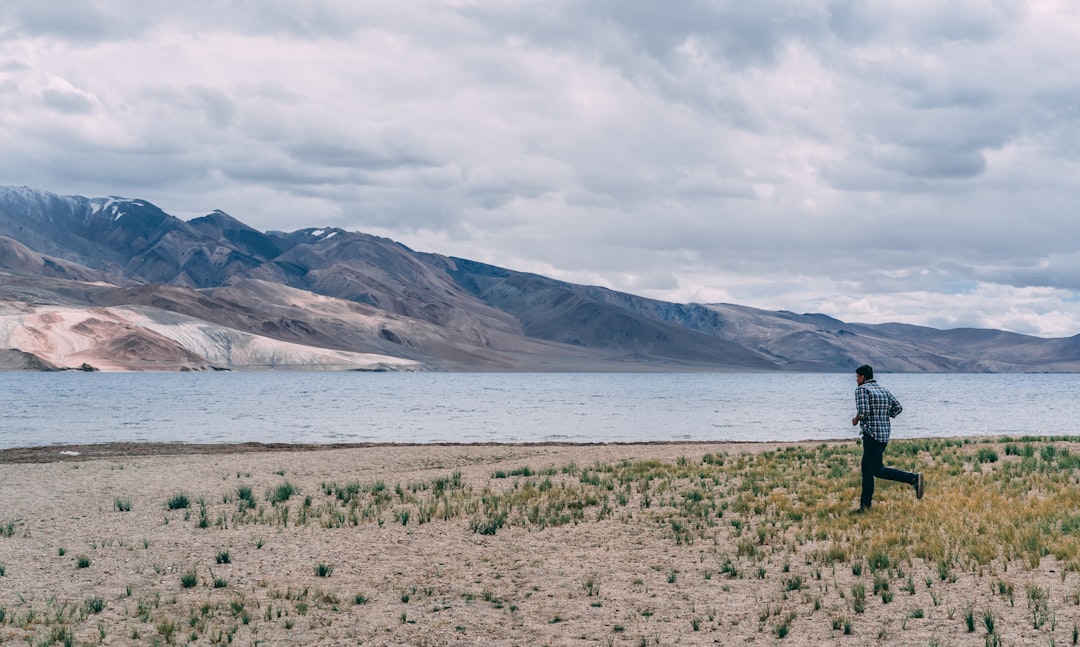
[856,380,902,443]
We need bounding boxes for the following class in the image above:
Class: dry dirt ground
[0,441,1075,646]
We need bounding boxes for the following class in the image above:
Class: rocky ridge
[2,186,1078,372]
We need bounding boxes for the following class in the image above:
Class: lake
[1,372,1076,449]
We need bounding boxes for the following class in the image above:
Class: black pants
[861,435,916,509]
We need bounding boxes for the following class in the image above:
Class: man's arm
[888,394,902,418]
[853,386,869,427]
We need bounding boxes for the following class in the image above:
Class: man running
[851,364,924,513]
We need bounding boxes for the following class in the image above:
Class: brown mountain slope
[3,186,1080,372]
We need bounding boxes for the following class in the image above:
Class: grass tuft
[267,481,297,505]
[166,493,190,510]
[180,570,198,588]
[84,596,105,614]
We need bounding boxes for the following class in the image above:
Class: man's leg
[874,443,917,487]
[860,435,884,510]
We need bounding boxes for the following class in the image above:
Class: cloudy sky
[2,2,1080,337]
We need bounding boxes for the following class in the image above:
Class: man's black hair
[855,365,874,379]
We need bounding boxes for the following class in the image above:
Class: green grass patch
[166,493,190,510]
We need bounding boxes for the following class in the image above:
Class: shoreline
[0,437,860,463]
[4,432,1057,464]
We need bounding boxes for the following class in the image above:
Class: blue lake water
[0,372,1076,449]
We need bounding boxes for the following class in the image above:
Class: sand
[0,441,1074,646]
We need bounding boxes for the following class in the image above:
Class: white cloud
[2,0,1080,337]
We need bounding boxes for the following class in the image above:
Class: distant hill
[2,186,1078,372]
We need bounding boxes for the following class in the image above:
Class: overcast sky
[3,2,1079,337]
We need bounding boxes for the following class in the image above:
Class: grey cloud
[132,86,237,133]
[463,159,569,210]
[909,87,997,112]
[1,59,30,72]
[0,2,307,42]
[975,253,1080,293]
[830,97,1016,190]
[465,0,828,69]
[281,127,444,179]
[880,145,987,180]
[902,3,1017,45]
[1035,87,1080,123]
[453,1,833,129]
[220,156,361,188]
[826,1,883,44]
[827,1,1017,46]
[825,108,1012,189]
[820,155,988,194]
[0,3,140,42]
[189,87,237,130]
[16,150,207,192]
[41,87,95,113]
[1031,88,1080,158]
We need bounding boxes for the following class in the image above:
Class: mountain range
[1,185,1077,372]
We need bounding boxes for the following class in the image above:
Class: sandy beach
[2,439,1079,646]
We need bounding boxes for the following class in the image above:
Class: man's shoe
[851,507,870,515]
[914,473,924,500]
